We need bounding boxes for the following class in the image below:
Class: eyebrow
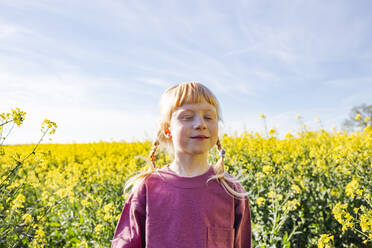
[176,110,217,119]
[179,108,216,113]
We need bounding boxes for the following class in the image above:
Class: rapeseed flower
[22,213,32,224]
[256,197,265,207]
[11,193,26,211]
[345,179,359,198]
[317,234,333,248]
[94,224,105,235]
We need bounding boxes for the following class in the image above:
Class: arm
[111,183,146,248]
[234,186,252,248]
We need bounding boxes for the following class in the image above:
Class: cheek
[210,122,218,134]
[176,128,188,140]
[209,123,219,143]
[170,123,189,140]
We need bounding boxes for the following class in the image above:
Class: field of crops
[0,110,371,247]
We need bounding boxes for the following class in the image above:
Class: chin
[190,149,209,155]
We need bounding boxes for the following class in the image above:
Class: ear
[163,124,172,138]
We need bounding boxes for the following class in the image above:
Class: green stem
[0,128,49,190]
[0,120,13,127]
[1,122,15,146]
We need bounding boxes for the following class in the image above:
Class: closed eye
[182,116,193,120]
[205,115,215,120]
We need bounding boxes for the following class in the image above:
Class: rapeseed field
[1,108,371,247]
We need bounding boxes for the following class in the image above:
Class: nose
[193,115,207,130]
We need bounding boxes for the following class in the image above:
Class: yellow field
[1,126,371,247]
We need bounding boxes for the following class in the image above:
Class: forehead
[173,101,217,114]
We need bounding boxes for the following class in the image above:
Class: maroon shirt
[112,165,252,248]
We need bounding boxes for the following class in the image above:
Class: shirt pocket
[207,226,234,248]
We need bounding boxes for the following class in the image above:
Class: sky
[1,0,371,145]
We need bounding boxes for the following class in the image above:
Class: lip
[191,135,209,139]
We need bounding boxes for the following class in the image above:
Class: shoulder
[223,171,247,194]
[221,171,250,205]
[129,169,164,200]
[128,178,147,203]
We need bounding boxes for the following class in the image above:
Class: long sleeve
[111,183,147,248]
[234,187,252,248]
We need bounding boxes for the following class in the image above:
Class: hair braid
[149,140,160,170]
[124,139,160,201]
[207,138,249,200]
[215,139,225,178]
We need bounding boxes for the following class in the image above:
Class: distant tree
[342,103,372,131]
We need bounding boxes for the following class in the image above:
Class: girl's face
[168,99,218,156]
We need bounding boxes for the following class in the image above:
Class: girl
[112,82,251,248]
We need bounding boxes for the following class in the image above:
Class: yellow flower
[94,224,104,235]
[364,117,371,122]
[360,211,372,232]
[103,203,114,213]
[81,199,91,208]
[103,203,114,222]
[9,108,26,127]
[268,128,276,136]
[278,194,283,201]
[332,203,345,224]
[55,188,68,198]
[259,114,266,119]
[256,197,265,207]
[283,199,300,211]
[268,191,276,198]
[262,165,273,174]
[330,190,338,197]
[22,213,33,224]
[35,227,45,239]
[104,213,112,222]
[344,212,352,222]
[41,118,57,134]
[332,202,356,232]
[296,114,302,119]
[11,193,26,211]
[355,113,362,121]
[345,179,359,198]
[285,133,293,139]
[256,172,263,180]
[77,240,88,248]
[32,225,47,245]
[356,188,364,196]
[291,184,301,194]
[317,234,333,248]
[364,125,372,134]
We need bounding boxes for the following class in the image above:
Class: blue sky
[1,0,371,144]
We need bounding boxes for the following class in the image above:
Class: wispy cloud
[1,0,371,144]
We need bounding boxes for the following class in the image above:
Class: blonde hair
[124,82,249,201]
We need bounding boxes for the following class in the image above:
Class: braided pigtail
[149,140,160,170]
[214,139,225,177]
[207,139,250,200]
[123,138,161,202]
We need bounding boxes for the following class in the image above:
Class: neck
[169,152,210,177]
